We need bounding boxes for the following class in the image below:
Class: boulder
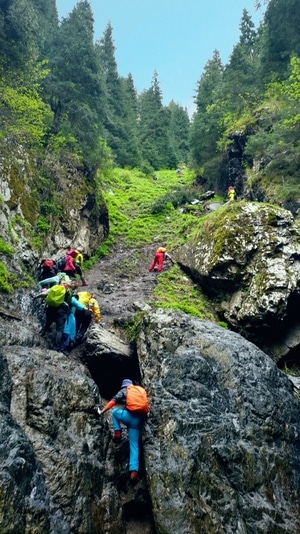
[137,309,300,533]
[175,202,300,359]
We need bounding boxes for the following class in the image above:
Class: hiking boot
[81,279,88,286]
[112,430,122,442]
[76,329,85,342]
[129,471,140,483]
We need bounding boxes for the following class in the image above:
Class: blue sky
[55,0,265,115]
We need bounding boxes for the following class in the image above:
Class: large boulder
[3,346,108,533]
[137,309,300,533]
[175,202,300,358]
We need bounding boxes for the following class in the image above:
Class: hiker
[98,379,149,483]
[67,248,88,286]
[38,259,58,281]
[227,186,236,202]
[75,291,101,342]
[61,294,88,354]
[38,284,73,351]
[36,278,79,351]
[148,247,174,272]
[38,272,72,289]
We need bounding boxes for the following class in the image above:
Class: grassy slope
[98,167,218,321]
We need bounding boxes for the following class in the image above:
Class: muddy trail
[80,243,160,331]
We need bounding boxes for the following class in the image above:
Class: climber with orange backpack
[98,379,149,483]
[148,246,174,272]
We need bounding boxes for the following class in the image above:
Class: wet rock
[137,309,300,533]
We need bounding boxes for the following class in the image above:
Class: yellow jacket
[74,250,83,267]
[77,291,101,323]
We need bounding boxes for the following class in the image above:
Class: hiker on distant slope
[98,379,149,483]
[149,246,174,272]
[227,185,236,202]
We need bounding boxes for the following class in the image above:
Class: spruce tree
[138,71,176,170]
[167,100,190,165]
[43,0,106,174]
[97,22,141,167]
[223,10,259,112]
[189,50,224,169]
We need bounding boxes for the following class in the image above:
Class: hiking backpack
[126,385,149,414]
[41,259,54,270]
[45,284,72,307]
[56,256,66,271]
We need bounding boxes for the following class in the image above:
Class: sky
[55,0,265,116]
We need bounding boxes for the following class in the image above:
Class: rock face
[175,202,300,363]
[0,351,53,533]
[137,310,300,533]
[0,141,109,282]
[1,308,300,533]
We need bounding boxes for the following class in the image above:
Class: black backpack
[56,256,66,271]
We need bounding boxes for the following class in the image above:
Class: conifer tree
[167,101,190,165]
[138,71,176,170]
[0,0,40,72]
[189,50,224,169]
[259,0,300,82]
[43,0,106,174]
[223,10,259,112]
[97,22,141,167]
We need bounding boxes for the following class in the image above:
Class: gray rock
[175,202,300,361]
[137,309,300,533]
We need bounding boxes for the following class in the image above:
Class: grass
[98,166,222,320]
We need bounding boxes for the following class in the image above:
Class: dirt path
[81,243,159,330]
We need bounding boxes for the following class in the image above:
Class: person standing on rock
[227,186,236,202]
[97,379,149,483]
[148,247,174,272]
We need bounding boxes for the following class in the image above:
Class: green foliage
[150,187,201,214]
[0,61,53,146]
[0,239,14,256]
[99,166,217,319]
[101,167,199,247]
[36,216,51,234]
[0,261,13,293]
[152,265,214,319]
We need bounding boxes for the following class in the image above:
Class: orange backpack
[126,385,149,414]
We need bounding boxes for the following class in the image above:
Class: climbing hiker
[67,248,88,286]
[227,186,236,202]
[148,247,174,272]
[38,271,72,289]
[38,259,58,280]
[75,291,101,342]
[37,283,73,352]
[98,379,149,483]
[35,276,79,350]
[61,294,88,354]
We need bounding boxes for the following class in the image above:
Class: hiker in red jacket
[149,247,174,272]
[98,379,147,483]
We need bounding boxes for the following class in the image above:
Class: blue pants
[112,408,142,472]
